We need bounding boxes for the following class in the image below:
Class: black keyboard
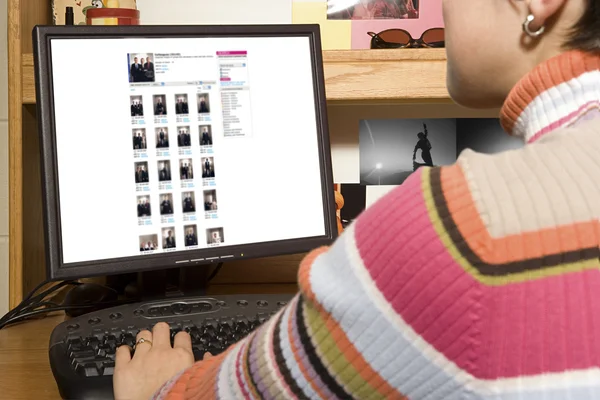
[49,293,293,400]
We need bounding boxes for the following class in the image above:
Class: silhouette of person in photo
[413,123,434,170]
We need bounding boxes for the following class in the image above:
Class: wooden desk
[0,315,64,399]
[0,283,298,400]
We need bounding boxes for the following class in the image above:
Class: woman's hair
[417,132,424,139]
[566,0,600,52]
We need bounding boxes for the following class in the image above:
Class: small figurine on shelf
[334,184,345,234]
[80,0,105,24]
[85,0,139,25]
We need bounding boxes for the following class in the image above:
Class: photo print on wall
[456,118,523,154]
[327,0,420,20]
[359,118,457,185]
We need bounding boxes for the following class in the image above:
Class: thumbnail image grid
[128,63,225,254]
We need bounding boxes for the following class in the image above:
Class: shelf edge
[21,49,451,104]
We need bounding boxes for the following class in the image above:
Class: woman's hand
[113,322,195,400]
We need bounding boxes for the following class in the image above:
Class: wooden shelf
[21,49,450,105]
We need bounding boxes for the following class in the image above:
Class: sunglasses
[367,28,445,49]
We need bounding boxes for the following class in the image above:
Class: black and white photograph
[159,193,174,215]
[201,157,215,178]
[457,118,523,154]
[175,94,190,115]
[177,126,192,147]
[182,191,196,213]
[128,53,155,83]
[184,225,198,247]
[162,227,177,249]
[134,161,149,184]
[132,128,147,150]
[359,118,457,185]
[179,159,194,180]
[153,94,167,116]
[130,95,144,117]
[203,190,218,211]
[157,160,172,182]
[199,125,213,146]
[139,234,158,252]
[337,183,366,229]
[155,127,169,148]
[197,93,210,114]
[206,227,224,245]
[136,195,151,217]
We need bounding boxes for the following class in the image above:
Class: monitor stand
[61,266,212,318]
[110,265,212,302]
[133,266,209,301]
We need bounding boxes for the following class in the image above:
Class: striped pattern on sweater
[154,50,600,399]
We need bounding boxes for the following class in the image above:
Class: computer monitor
[32,25,336,281]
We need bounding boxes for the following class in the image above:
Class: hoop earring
[522,14,545,38]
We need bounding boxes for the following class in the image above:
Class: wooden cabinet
[7,0,497,308]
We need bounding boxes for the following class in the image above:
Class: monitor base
[63,265,213,317]
[125,265,210,301]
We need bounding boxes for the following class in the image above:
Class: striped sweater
[155,50,600,399]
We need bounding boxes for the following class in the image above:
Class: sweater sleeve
[154,164,484,400]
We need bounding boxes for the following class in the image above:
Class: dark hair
[566,0,600,52]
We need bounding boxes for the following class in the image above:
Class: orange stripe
[441,165,598,265]
[500,51,600,133]
[241,334,262,400]
[317,306,406,399]
[298,246,405,399]
[298,246,330,301]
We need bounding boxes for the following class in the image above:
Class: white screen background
[50,36,327,264]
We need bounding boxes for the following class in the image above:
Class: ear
[527,0,568,29]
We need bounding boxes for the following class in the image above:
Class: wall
[0,5,9,316]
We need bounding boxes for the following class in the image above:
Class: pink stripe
[353,168,600,379]
[234,340,253,400]
[482,269,600,379]
[527,100,600,143]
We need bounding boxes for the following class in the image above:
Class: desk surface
[0,283,298,399]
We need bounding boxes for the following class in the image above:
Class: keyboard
[49,293,294,400]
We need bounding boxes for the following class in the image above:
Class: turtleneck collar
[500,50,600,143]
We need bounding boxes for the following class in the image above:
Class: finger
[173,330,192,350]
[203,352,213,360]
[152,322,171,348]
[115,345,132,367]
[134,329,153,357]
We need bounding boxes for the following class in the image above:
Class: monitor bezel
[33,24,337,281]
